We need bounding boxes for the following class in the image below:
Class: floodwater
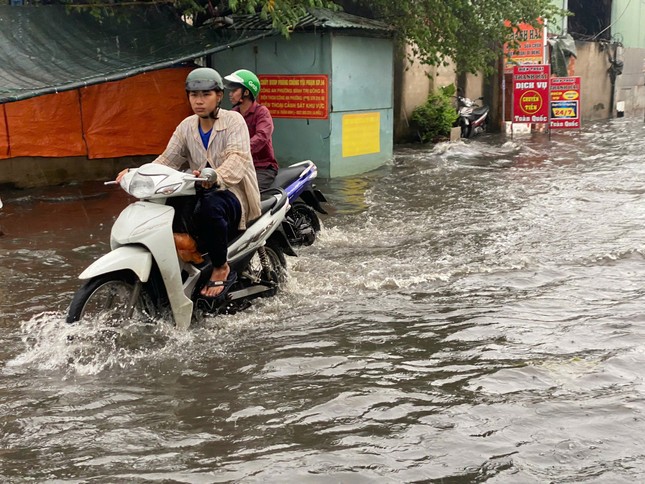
[2,118,645,482]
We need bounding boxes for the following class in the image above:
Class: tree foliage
[223,0,567,73]
[227,0,339,34]
[339,0,566,74]
[51,0,567,74]
[411,84,458,142]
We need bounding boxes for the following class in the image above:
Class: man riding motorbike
[224,69,279,190]
[116,67,261,300]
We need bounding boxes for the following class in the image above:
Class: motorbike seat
[238,188,288,236]
[268,165,304,191]
[260,194,278,213]
[471,106,488,117]
[257,187,289,218]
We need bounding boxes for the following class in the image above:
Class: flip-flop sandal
[200,270,237,301]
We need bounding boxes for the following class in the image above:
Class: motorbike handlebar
[104,166,218,187]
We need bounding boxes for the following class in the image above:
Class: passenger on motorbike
[224,69,279,190]
[116,67,261,299]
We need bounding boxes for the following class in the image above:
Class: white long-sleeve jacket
[154,109,261,229]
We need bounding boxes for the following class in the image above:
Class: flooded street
[2,118,645,482]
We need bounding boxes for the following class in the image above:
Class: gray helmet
[185,67,224,92]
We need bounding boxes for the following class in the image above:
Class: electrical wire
[592,0,633,40]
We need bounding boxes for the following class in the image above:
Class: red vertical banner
[0,104,9,159]
[550,77,581,129]
[512,65,550,124]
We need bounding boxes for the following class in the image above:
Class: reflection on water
[315,165,390,215]
[2,119,645,481]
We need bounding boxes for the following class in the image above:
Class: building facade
[215,10,395,178]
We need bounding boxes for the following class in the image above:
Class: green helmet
[224,69,261,99]
[185,67,224,92]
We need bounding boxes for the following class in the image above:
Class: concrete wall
[616,46,645,116]
[574,42,613,120]
[328,34,394,177]
[393,44,432,142]
[572,41,645,119]
[0,156,150,189]
[393,44,457,142]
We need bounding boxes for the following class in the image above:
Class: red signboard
[504,21,546,73]
[550,77,581,129]
[258,74,328,119]
[512,65,550,124]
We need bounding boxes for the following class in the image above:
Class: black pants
[193,189,241,267]
[256,166,278,191]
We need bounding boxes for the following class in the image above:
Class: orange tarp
[0,67,192,160]
[3,90,86,158]
[82,68,192,159]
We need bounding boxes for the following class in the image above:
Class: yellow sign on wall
[342,112,380,158]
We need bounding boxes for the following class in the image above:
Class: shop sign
[550,77,581,129]
[512,65,550,123]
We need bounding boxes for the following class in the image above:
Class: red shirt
[233,102,279,171]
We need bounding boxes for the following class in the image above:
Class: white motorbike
[66,163,294,330]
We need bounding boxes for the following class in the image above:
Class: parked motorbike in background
[267,160,328,247]
[456,95,490,138]
[66,163,294,330]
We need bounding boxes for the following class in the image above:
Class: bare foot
[200,263,231,298]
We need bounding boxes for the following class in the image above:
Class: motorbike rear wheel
[66,270,158,324]
[287,202,320,246]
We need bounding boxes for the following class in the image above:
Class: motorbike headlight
[156,183,182,195]
[129,174,156,199]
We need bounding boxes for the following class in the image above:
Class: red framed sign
[512,65,550,124]
[550,77,581,129]
[258,74,328,119]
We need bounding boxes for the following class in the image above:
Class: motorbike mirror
[201,167,218,183]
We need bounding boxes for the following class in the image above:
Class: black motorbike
[266,160,328,247]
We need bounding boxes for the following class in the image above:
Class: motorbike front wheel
[460,121,472,139]
[247,242,287,289]
[66,270,158,324]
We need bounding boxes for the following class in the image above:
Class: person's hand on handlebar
[194,167,219,190]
